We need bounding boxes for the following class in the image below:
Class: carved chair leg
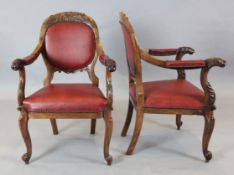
[90,119,96,134]
[202,111,215,162]
[50,119,58,135]
[19,111,32,164]
[176,114,183,130]
[103,111,113,165]
[121,99,133,137]
[126,111,144,155]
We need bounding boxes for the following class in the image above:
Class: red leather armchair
[12,12,116,165]
[119,12,226,162]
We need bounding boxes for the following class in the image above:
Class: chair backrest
[119,12,143,83]
[45,22,95,70]
[36,12,102,86]
[40,12,100,71]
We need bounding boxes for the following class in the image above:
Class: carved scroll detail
[207,82,216,108]
[176,47,195,79]
[44,12,97,29]
[106,70,113,110]
[200,58,226,110]
[16,68,26,110]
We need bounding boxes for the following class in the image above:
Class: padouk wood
[119,12,226,162]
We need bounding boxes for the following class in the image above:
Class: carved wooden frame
[12,12,116,165]
[120,12,226,162]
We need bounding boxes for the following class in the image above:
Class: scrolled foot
[105,155,113,165]
[22,153,31,164]
[126,148,134,155]
[121,132,127,137]
[204,151,212,162]
[177,121,183,130]
[176,115,183,130]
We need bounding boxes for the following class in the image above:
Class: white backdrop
[0,0,233,100]
[1,1,234,174]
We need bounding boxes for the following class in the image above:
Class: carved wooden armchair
[119,12,226,162]
[11,12,116,165]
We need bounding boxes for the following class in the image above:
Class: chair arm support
[11,54,40,109]
[175,47,195,79]
[11,43,42,109]
[148,47,194,57]
[99,55,116,72]
[99,52,116,109]
[99,54,115,108]
[105,70,113,110]
[15,67,26,110]
[174,47,194,79]
[200,58,226,110]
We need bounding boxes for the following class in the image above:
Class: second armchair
[119,12,225,162]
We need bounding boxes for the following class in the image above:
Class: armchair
[119,12,225,162]
[12,12,116,165]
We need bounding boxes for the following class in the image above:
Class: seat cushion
[130,79,206,109]
[23,84,108,112]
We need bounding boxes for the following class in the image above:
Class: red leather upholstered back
[120,24,136,76]
[45,22,95,70]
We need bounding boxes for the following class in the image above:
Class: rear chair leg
[176,114,183,130]
[121,99,133,136]
[19,111,32,164]
[50,119,58,135]
[90,119,96,134]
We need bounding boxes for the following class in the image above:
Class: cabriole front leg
[19,111,32,164]
[202,111,215,162]
[103,111,113,165]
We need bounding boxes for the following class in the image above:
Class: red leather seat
[130,79,205,109]
[23,84,108,112]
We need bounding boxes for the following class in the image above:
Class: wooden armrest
[11,43,42,108]
[11,41,42,71]
[141,48,225,70]
[99,55,116,72]
[148,47,194,56]
[11,54,39,71]
[165,58,226,69]
[165,60,206,69]
[148,48,178,56]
